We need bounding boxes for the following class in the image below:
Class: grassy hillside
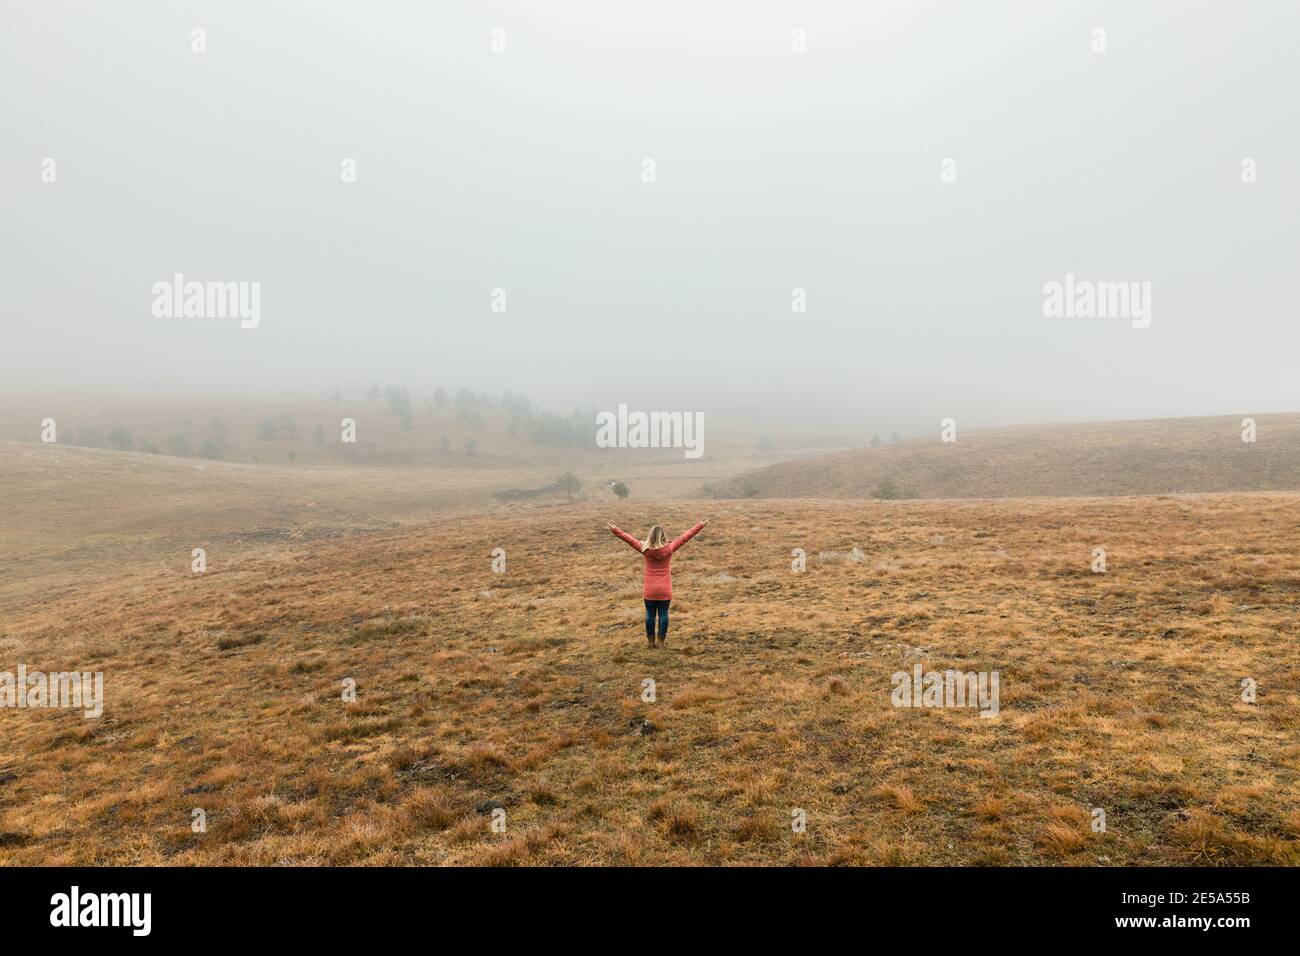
[0,392,604,467]
[0,391,856,469]
[0,406,846,603]
[2,496,1297,865]
[713,414,1300,500]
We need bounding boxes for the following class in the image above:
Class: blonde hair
[642,525,668,552]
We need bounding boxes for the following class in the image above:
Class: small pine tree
[385,387,413,430]
[612,481,629,500]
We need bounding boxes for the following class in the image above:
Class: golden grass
[1,493,1298,865]
[716,414,1300,500]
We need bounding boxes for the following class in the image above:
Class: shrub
[556,471,582,499]
[872,477,907,500]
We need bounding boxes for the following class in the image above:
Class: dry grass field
[0,409,843,606]
[714,414,1300,500]
[3,490,1297,865]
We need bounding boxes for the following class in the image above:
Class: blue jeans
[644,599,670,639]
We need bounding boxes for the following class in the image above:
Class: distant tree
[140,440,161,454]
[108,427,133,451]
[385,387,413,430]
[455,389,484,427]
[257,418,280,441]
[367,383,381,401]
[440,434,451,454]
[502,391,532,419]
[287,451,297,465]
[556,471,583,500]
[464,437,477,456]
[870,434,882,448]
[200,438,223,460]
[612,481,629,500]
[166,431,192,457]
[277,414,298,439]
[890,430,903,444]
[701,483,717,499]
[433,387,448,406]
[525,410,592,448]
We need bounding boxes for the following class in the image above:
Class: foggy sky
[3,1,1298,428]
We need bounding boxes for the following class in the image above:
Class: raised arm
[668,520,707,554]
[608,524,645,552]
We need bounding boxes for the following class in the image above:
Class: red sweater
[610,523,705,600]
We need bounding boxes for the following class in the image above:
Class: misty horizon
[5,1,1298,428]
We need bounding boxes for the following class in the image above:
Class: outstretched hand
[700,519,710,527]
[606,523,617,532]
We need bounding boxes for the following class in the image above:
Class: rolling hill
[713,414,1300,500]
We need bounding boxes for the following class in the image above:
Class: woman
[607,519,708,648]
